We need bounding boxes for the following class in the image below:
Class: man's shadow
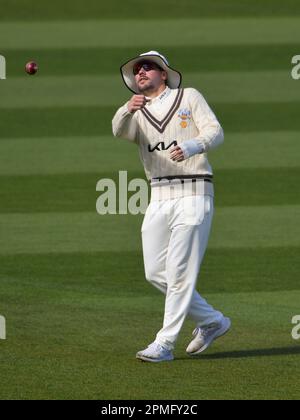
[177,346,300,360]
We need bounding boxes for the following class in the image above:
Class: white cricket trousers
[141,194,223,351]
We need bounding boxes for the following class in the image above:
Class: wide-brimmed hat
[120,51,182,94]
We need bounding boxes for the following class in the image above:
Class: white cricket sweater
[112,87,224,200]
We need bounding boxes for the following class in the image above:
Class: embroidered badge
[178,109,191,128]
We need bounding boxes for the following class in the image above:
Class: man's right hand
[127,95,149,114]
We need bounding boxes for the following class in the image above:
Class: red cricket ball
[25,61,38,75]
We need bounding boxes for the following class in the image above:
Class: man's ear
[162,70,168,81]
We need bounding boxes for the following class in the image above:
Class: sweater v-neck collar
[141,88,184,134]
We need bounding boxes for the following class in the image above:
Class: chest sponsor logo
[148,141,178,152]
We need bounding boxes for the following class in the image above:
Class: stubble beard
[138,79,155,93]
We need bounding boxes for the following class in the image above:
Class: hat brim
[120,54,182,94]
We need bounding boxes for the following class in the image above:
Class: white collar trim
[146,87,171,104]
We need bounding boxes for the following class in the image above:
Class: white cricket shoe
[186,317,231,356]
[136,342,174,363]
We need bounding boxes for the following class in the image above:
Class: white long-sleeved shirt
[112,87,224,200]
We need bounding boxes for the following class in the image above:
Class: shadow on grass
[176,346,300,361]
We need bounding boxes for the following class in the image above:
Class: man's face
[133,60,167,93]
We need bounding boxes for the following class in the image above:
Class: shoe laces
[193,323,219,338]
[147,342,166,353]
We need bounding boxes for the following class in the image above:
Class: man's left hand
[170,146,184,162]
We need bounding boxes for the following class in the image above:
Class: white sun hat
[120,50,182,94]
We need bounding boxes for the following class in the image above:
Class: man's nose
[138,66,146,75]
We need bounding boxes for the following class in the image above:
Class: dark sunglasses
[133,61,162,76]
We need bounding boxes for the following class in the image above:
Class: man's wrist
[125,102,135,115]
[180,139,204,160]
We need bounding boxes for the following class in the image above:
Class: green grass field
[0,0,300,400]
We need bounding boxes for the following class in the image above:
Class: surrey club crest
[178,109,191,128]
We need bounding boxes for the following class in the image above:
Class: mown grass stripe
[1,18,300,50]
[0,247,299,296]
[0,103,299,138]
[213,167,300,207]
[3,44,299,76]
[0,205,299,254]
[209,131,300,170]
[1,71,298,109]
[0,168,298,214]
[1,0,300,21]
[0,131,299,176]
